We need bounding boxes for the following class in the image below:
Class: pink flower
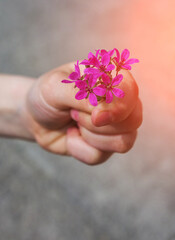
[114,49,139,71]
[93,73,125,103]
[75,75,99,106]
[61,48,139,106]
[80,52,99,66]
[83,52,115,76]
[96,48,115,58]
[61,61,81,83]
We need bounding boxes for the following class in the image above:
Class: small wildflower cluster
[62,48,139,106]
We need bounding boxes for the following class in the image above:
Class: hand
[24,62,142,165]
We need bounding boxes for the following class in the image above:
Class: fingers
[31,119,73,155]
[28,62,139,133]
[70,98,142,135]
[40,64,138,117]
[91,70,139,126]
[27,63,94,128]
[79,126,137,153]
[66,127,113,165]
[33,120,113,165]
[40,66,94,113]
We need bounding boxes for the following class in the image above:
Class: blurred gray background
[1,0,175,239]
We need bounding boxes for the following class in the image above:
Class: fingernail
[71,109,79,121]
[96,111,111,126]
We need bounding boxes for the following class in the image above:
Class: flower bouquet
[62,48,139,106]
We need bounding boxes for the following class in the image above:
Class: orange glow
[127,0,175,96]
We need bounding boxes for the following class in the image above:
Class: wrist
[0,74,36,140]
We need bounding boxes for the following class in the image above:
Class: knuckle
[78,113,87,126]
[112,104,128,123]
[84,152,107,166]
[133,100,143,129]
[35,133,48,149]
[114,131,137,153]
[34,129,67,155]
[127,71,139,97]
[133,79,139,98]
[136,112,143,129]
[34,130,51,150]
[131,111,143,130]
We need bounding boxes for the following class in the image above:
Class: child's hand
[26,62,142,165]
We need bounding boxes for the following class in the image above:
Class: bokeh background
[1,0,175,239]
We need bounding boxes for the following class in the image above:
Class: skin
[0,62,142,165]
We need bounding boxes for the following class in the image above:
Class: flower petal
[108,49,115,57]
[124,58,139,65]
[80,59,90,65]
[112,88,125,98]
[121,64,132,70]
[95,49,100,58]
[74,61,80,78]
[61,79,75,83]
[112,74,123,86]
[121,49,130,62]
[75,80,86,89]
[106,90,113,103]
[88,74,97,87]
[114,48,120,63]
[84,68,100,75]
[106,64,115,71]
[89,93,98,106]
[92,73,101,82]
[75,90,87,100]
[101,53,110,66]
[101,73,111,84]
[88,52,94,59]
[69,72,79,80]
[100,49,108,56]
[89,56,100,67]
[93,86,106,96]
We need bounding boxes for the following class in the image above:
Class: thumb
[91,70,139,126]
